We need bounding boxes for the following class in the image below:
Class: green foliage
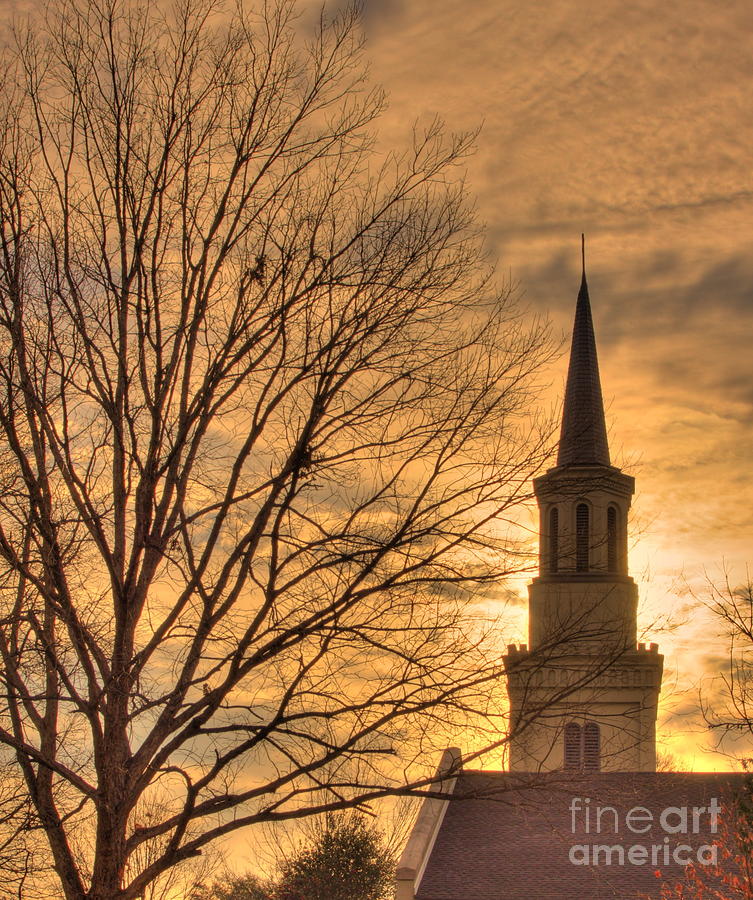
[189,873,272,900]
[188,816,394,900]
[275,815,394,900]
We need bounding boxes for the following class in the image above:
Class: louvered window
[564,721,601,771]
[564,722,581,769]
[607,506,618,573]
[549,507,559,574]
[576,503,589,572]
[583,721,601,771]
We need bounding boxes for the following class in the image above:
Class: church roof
[557,246,611,467]
[407,770,746,900]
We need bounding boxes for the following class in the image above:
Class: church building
[394,247,745,900]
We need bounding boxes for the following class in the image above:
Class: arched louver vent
[564,721,601,771]
[549,507,559,574]
[583,721,601,772]
[607,506,618,573]
[576,503,589,572]
[564,722,582,770]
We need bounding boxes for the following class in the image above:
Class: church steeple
[557,236,610,467]
[504,238,663,774]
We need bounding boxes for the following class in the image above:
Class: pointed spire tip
[557,236,610,467]
[578,233,589,299]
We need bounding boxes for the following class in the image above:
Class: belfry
[505,239,663,772]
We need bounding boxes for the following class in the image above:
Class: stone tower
[505,243,663,772]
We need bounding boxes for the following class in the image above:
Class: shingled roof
[557,250,611,468]
[397,769,747,900]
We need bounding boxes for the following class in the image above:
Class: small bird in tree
[247,255,267,284]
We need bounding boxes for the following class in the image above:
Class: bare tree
[0,0,554,897]
[0,756,44,899]
[698,575,753,744]
[124,790,221,900]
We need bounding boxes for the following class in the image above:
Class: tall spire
[557,235,610,467]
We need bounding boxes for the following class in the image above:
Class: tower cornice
[534,464,635,501]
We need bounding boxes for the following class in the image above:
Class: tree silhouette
[0,0,555,896]
[699,577,753,744]
[0,757,44,899]
[275,813,393,900]
[189,873,272,900]
[654,576,753,898]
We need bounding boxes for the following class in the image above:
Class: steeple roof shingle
[557,238,610,467]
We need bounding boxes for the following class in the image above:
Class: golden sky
[355,0,753,770]
[3,0,749,774]
[1,2,748,889]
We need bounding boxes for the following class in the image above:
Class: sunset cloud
[364,0,753,767]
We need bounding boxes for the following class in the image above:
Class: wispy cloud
[366,0,753,765]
